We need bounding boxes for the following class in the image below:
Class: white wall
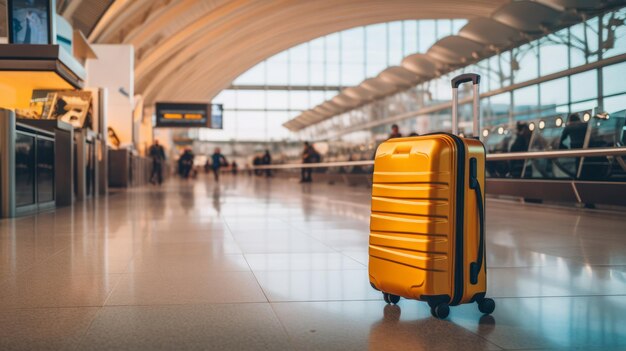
[86,45,134,146]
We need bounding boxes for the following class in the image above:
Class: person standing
[231,161,238,175]
[262,150,272,177]
[252,155,262,176]
[389,124,402,139]
[559,113,588,150]
[300,142,316,183]
[211,147,228,181]
[508,122,531,178]
[149,140,166,185]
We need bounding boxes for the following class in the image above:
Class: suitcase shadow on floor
[368,305,496,349]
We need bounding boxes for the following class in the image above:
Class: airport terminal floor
[1,175,625,351]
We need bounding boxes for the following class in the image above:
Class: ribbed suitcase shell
[368,133,487,308]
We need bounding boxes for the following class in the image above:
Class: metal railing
[251,147,626,170]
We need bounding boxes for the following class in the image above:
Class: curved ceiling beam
[458,17,524,46]
[135,0,279,86]
[124,0,232,61]
[401,53,439,77]
[343,86,377,101]
[90,0,157,43]
[378,66,422,87]
[427,35,485,64]
[540,0,610,11]
[89,0,134,41]
[93,0,506,105]
[147,1,505,105]
[142,10,405,103]
[360,78,397,97]
[122,0,199,46]
[492,1,563,32]
[141,0,299,102]
[332,94,361,108]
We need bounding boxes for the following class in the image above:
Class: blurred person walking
[211,147,228,181]
[178,148,195,179]
[300,142,318,183]
[149,140,166,185]
[262,150,272,177]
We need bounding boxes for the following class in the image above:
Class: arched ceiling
[89,0,509,107]
[283,0,626,131]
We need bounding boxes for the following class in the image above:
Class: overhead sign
[155,102,210,128]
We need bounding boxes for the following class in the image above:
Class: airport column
[0,108,16,218]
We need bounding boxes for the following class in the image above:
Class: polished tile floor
[1,175,625,350]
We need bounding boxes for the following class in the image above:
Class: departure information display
[155,102,211,128]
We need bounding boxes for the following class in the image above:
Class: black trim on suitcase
[420,294,451,308]
[448,134,466,306]
[469,292,486,303]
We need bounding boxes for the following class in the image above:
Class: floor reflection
[149,191,166,220]
[368,305,498,351]
[178,187,195,214]
[212,184,222,214]
[0,174,625,350]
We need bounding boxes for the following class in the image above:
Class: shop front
[0,3,107,218]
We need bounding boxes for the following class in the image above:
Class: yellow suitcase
[368,74,495,319]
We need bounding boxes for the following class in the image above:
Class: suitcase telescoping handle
[451,73,484,284]
[450,73,480,137]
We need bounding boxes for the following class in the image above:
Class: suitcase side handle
[451,73,480,88]
[469,157,485,285]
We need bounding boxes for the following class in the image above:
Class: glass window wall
[539,77,569,117]
[201,19,464,142]
[570,69,597,103]
[603,61,626,96]
[539,29,570,76]
[297,7,626,147]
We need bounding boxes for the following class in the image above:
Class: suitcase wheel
[430,303,450,319]
[477,297,495,315]
[383,292,400,305]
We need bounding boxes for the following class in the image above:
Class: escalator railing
[482,108,626,181]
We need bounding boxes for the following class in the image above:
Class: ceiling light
[482,129,489,137]
[583,112,591,122]
[539,120,546,129]
[529,122,535,131]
